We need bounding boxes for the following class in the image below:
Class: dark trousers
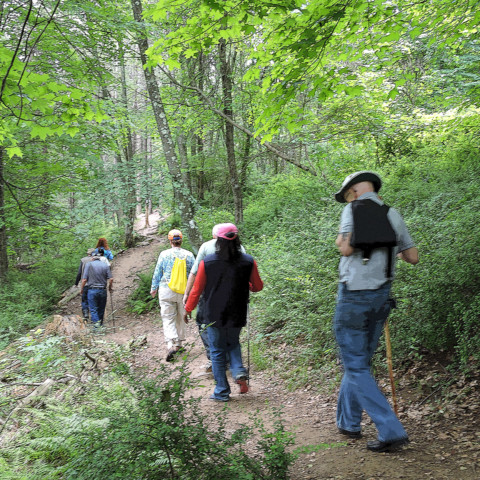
[81,286,89,312]
[195,296,210,359]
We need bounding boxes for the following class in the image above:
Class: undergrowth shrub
[242,149,480,375]
[2,364,296,479]
[386,152,480,364]
[241,175,341,382]
[0,228,117,349]
[125,268,157,314]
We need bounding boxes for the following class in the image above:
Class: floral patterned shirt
[151,247,195,291]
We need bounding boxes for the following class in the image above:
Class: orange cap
[168,229,183,241]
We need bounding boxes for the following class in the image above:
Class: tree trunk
[130,0,202,251]
[240,132,251,193]
[177,129,192,194]
[219,39,243,224]
[119,56,137,248]
[195,135,206,201]
[0,146,8,281]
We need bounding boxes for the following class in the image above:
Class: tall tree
[219,39,243,223]
[130,0,202,250]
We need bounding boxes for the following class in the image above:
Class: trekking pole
[247,316,250,386]
[384,321,398,415]
[110,290,116,333]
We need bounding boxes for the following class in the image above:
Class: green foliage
[0,256,77,349]
[195,208,236,239]
[0,228,121,348]
[146,0,480,135]
[125,268,157,315]
[386,147,480,365]
[240,135,480,382]
[2,365,296,479]
[243,175,339,359]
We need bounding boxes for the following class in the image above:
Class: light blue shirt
[151,247,195,290]
[338,192,415,290]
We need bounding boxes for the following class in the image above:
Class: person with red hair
[93,237,114,261]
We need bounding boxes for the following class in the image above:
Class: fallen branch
[0,378,55,437]
[57,285,80,306]
[84,351,98,370]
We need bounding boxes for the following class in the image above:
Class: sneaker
[166,349,177,362]
[235,376,249,394]
[204,360,212,373]
[209,393,230,402]
[166,347,185,362]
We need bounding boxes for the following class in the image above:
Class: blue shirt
[338,192,415,290]
[151,247,195,290]
[93,248,114,261]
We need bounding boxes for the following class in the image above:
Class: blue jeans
[334,282,408,442]
[87,288,107,325]
[207,326,247,400]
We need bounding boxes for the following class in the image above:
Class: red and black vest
[202,253,254,328]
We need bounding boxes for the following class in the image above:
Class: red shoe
[236,376,249,394]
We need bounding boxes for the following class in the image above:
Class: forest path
[64,211,479,480]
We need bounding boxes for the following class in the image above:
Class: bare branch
[159,67,317,176]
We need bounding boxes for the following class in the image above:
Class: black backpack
[350,199,397,277]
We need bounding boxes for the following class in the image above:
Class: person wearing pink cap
[184,223,263,402]
[183,223,246,371]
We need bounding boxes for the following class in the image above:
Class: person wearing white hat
[333,171,418,452]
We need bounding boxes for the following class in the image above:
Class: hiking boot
[338,427,362,439]
[235,375,249,394]
[82,309,89,319]
[367,437,410,453]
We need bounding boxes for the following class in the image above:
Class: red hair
[95,237,109,249]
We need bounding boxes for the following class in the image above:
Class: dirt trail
[63,211,479,480]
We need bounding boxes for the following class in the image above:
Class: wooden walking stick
[384,321,398,415]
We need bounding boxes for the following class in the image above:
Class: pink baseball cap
[216,223,238,240]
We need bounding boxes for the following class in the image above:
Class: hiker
[183,223,246,372]
[333,171,418,453]
[150,229,195,362]
[80,248,113,328]
[75,248,95,319]
[184,223,263,402]
[93,237,114,261]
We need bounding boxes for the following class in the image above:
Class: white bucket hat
[334,171,382,203]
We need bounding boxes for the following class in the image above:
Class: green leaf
[387,88,399,100]
[6,146,22,158]
[165,58,181,69]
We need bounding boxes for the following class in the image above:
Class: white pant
[159,286,186,349]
